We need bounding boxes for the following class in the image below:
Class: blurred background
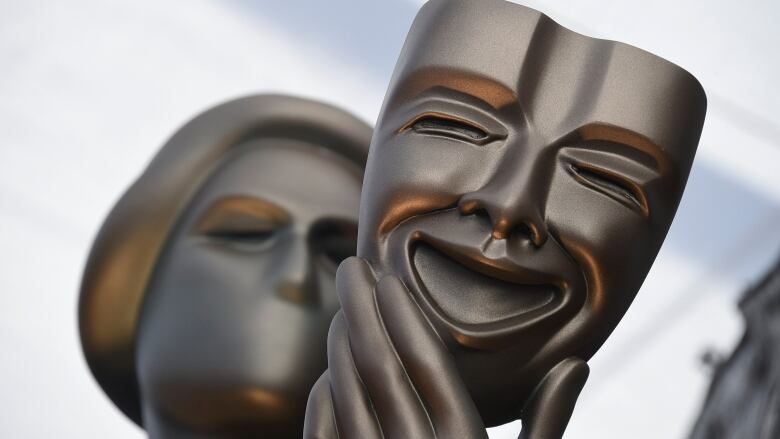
[1,0,778,437]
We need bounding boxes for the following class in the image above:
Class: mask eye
[408,114,489,144]
[310,220,358,271]
[203,228,276,245]
[193,195,289,250]
[199,221,281,251]
[569,164,645,210]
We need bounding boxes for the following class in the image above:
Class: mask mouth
[382,209,584,350]
[151,384,300,433]
[412,242,560,325]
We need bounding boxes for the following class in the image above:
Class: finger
[375,275,488,439]
[518,357,589,439]
[335,257,433,438]
[327,311,382,439]
[303,372,339,439]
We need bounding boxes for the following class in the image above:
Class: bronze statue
[304,0,707,438]
[79,95,371,438]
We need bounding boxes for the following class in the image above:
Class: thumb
[518,357,589,439]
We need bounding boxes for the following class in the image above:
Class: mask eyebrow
[194,195,290,235]
[387,67,518,110]
[572,123,671,174]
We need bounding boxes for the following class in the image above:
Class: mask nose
[457,146,549,246]
[276,234,318,306]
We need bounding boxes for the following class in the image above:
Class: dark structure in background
[79,95,371,438]
[305,0,706,438]
[690,256,780,439]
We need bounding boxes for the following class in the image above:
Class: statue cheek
[362,135,500,237]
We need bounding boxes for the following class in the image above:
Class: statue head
[357,0,706,426]
[79,95,370,437]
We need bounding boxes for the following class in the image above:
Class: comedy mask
[353,0,706,429]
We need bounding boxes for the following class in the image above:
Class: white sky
[0,0,778,438]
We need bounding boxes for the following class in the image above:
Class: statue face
[357,0,705,425]
[136,140,363,436]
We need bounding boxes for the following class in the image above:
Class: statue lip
[153,384,299,427]
[417,232,567,288]
[411,240,560,326]
[384,209,584,349]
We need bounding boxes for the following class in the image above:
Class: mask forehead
[382,0,706,179]
[386,0,534,107]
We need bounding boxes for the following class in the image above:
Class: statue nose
[457,142,549,246]
[276,235,318,306]
[458,191,548,246]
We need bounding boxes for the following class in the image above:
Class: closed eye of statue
[568,164,646,212]
[194,195,290,250]
[203,227,276,245]
[407,114,490,144]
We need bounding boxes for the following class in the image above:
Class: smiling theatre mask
[355,0,707,428]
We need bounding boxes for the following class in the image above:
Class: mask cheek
[547,182,656,317]
[361,137,490,237]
